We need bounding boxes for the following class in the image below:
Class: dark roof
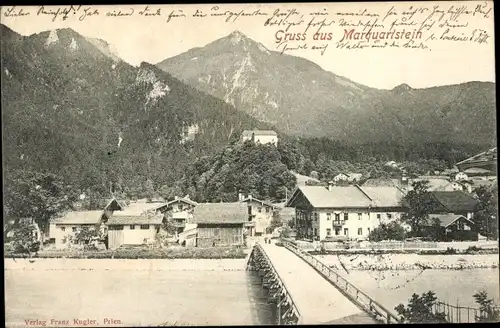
[192,203,247,224]
[430,214,473,228]
[107,213,163,225]
[431,191,479,212]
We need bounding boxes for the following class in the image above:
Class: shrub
[444,247,457,254]
[395,291,447,323]
[473,291,500,323]
[368,221,407,242]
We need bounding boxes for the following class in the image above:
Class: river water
[4,259,276,327]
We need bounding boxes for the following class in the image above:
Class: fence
[433,301,500,323]
[319,241,438,251]
[284,242,401,324]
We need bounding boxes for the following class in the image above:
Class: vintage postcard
[2,1,498,327]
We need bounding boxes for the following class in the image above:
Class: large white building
[241,130,278,146]
[285,184,407,241]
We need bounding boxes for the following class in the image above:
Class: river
[4,258,276,327]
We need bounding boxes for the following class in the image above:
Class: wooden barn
[192,203,247,247]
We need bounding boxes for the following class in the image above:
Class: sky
[1,2,495,89]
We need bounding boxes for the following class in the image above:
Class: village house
[241,130,278,146]
[429,214,478,241]
[107,212,164,250]
[456,147,497,173]
[105,201,170,249]
[285,184,407,241]
[239,194,276,236]
[165,196,198,235]
[455,172,469,181]
[332,173,349,182]
[191,202,247,247]
[428,191,479,220]
[50,211,109,249]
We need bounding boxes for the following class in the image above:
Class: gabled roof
[457,147,497,166]
[241,130,277,137]
[409,178,454,191]
[430,191,479,213]
[192,202,247,224]
[241,197,276,208]
[286,185,405,209]
[52,211,105,225]
[113,202,168,217]
[104,198,124,211]
[166,197,198,207]
[429,214,474,228]
[464,168,493,174]
[361,178,402,188]
[107,213,163,225]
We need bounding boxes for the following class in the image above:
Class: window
[358,228,363,235]
[344,213,349,221]
[326,228,331,236]
[344,228,349,236]
[387,213,393,219]
[266,207,270,213]
[358,213,362,220]
[72,227,77,232]
[258,207,262,213]
[61,227,66,232]
[140,224,149,230]
[335,213,341,221]
[179,204,184,211]
[314,213,319,221]
[367,228,371,234]
[458,220,465,230]
[376,214,381,219]
[327,213,332,220]
[335,228,341,235]
[130,225,136,230]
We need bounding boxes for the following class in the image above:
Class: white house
[241,130,278,145]
[332,173,349,182]
[107,212,164,249]
[165,196,198,235]
[240,195,276,236]
[455,172,469,181]
[285,184,407,241]
[50,211,108,249]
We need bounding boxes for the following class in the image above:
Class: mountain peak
[227,30,248,45]
[392,83,413,93]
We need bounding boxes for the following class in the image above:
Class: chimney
[238,192,243,201]
[327,181,334,191]
[248,194,252,201]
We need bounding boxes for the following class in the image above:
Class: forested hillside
[172,141,296,203]
[1,25,273,203]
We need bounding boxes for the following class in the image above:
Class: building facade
[50,211,108,249]
[286,185,407,241]
[241,196,276,237]
[241,130,278,145]
[191,202,247,247]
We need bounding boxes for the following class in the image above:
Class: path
[260,243,378,324]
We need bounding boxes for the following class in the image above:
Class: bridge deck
[261,243,378,324]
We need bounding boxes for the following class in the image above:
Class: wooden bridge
[246,241,401,325]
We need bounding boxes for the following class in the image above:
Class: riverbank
[314,253,498,271]
[4,245,247,260]
[4,257,247,271]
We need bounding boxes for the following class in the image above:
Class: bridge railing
[255,242,302,324]
[284,242,401,324]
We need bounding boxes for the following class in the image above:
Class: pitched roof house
[192,203,247,247]
[286,185,407,241]
[50,210,109,249]
[429,191,479,219]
